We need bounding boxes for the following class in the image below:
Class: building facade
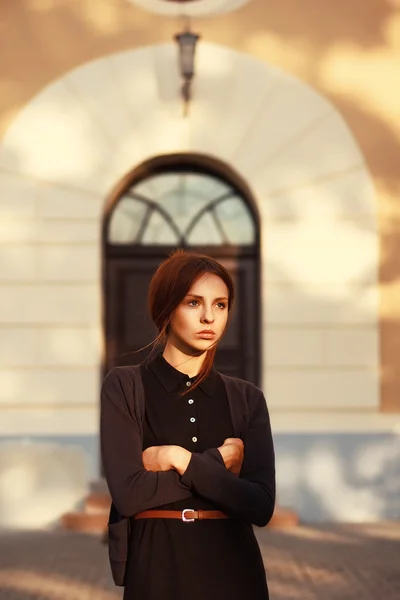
[1,0,399,527]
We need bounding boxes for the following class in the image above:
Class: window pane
[141,211,179,245]
[134,172,230,206]
[186,211,224,245]
[214,197,255,245]
[108,198,147,243]
[159,176,210,232]
[134,173,181,201]
[107,169,255,247]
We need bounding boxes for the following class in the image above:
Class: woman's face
[168,272,229,354]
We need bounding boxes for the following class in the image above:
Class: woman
[100,250,275,600]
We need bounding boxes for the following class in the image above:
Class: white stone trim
[0,367,100,406]
[270,411,400,435]
[0,407,99,435]
[127,0,249,17]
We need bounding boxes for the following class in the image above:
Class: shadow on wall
[275,433,400,522]
[2,0,400,194]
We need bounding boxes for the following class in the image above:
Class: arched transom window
[108,170,256,246]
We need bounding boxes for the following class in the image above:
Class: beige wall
[1,0,400,411]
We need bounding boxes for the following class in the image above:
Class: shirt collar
[148,352,217,397]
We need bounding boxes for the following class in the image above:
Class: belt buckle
[182,508,195,523]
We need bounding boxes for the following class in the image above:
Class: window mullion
[210,206,229,244]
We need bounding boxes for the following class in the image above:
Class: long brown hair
[147,249,235,393]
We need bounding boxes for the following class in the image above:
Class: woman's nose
[201,307,214,324]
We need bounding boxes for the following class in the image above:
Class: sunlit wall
[0,0,399,525]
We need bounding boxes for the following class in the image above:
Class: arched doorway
[102,153,261,384]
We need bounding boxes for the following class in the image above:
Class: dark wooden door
[104,253,259,385]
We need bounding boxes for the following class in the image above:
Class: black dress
[123,354,269,600]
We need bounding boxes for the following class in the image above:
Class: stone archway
[0,43,379,500]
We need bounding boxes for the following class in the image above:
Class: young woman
[100,250,275,600]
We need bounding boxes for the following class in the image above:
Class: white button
[186,381,192,387]
[190,417,196,423]
[192,436,198,443]
[188,399,194,405]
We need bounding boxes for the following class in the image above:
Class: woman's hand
[142,445,192,475]
[142,446,174,472]
[217,438,244,475]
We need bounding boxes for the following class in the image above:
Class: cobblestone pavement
[0,522,399,600]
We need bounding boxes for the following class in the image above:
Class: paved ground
[0,522,399,599]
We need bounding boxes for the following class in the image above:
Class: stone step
[269,506,299,528]
[61,511,108,534]
[85,492,111,513]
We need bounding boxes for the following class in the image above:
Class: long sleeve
[180,390,276,527]
[100,368,193,517]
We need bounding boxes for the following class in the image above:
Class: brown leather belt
[134,509,230,522]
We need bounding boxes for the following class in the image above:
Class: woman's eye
[187,299,226,308]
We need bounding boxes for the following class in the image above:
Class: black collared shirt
[125,353,270,599]
[141,352,234,510]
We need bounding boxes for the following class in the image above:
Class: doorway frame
[101,152,262,383]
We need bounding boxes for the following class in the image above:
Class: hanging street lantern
[174,26,200,116]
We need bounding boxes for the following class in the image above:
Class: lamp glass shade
[175,31,200,78]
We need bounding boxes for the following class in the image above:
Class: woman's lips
[197,331,216,339]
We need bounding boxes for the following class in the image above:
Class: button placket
[186,394,198,445]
